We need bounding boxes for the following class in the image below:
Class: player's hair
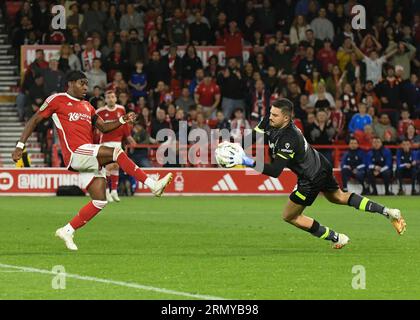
[66,70,87,83]
[271,98,294,118]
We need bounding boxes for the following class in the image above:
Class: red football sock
[110,172,119,191]
[69,200,107,230]
[106,174,111,190]
[115,150,148,183]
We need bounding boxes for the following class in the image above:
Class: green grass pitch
[0,195,419,300]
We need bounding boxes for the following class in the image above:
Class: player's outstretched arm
[12,113,45,162]
[94,112,137,133]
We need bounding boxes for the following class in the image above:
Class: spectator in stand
[402,124,420,148]
[310,8,334,41]
[341,83,358,122]
[194,72,221,119]
[80,1,106,38]
[375,65,402,125]
[215,110,231,131]
[360,34,383,56]
[330,99,345,140]
[373,114,398,144]
[270,41,294,75]
[175,87,195,114]
[189,10,211,45]
[67,3,83,31]
[289,15,310,47]
[86,58,107,95]
[146,50,170,89]
[304,29,323,52]
[348,103,372,134]
[256,0,276,35]
[88,86,105,109]
[151,108,171,140]
[58,44,81,73]
[26,74,46,119]
[104,4,120,34]
[316,39,337,76]
[401,73,420,115]
[366,137,393,195]
[120,3,145,40]
[308,82,335,108]
[188,68,205,96]
[105,41,129,81]
[297,46,322,88]
[242,15,257,45]
[306,108,336,164]
[43,58,65,96]
[230,108,251,142]
[337,37,354,72]
[128,60,148,101]
[190,112,211,141]
[396,140,418,195]
[181,45,203,84]
[27,49,49,79]
[224,21,243,61]
[205,55,223,79]
[126,28,147,68]
[325,65,346,99]
[129,117,153,168]
[218,58,246,119]
[354,122,374,147]
[249,79,271,125]
[353,42,397,85]
[12,15,34,47]
[168,8,190,45]
[340,138,368,194]
[386,41,417,80]
[397,109,414,137]
[345,52,365,84]
[68,27,84,46]
[81,38,101,72]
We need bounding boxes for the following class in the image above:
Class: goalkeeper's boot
[106,189,114,203]
[55,227,78,251]
[385,208,406,235]
[150,173,173,197]
[333,233,350,249]
[110,190,121,202]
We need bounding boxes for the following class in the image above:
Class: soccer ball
[215,142,244,168]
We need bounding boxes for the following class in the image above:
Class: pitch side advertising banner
[0,168,304,196]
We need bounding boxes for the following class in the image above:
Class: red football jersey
[96,105,131,143]
[38,93,97,166]
[195,82,220,107]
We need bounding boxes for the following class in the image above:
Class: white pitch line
[0,263,226,300]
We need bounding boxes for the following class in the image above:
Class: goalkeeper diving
[216,98,406,249]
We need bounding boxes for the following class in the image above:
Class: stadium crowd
[7,0,420,194]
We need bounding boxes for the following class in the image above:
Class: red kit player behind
[12,71,173,251]
[96,91,136,202]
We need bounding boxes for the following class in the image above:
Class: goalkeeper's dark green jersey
[255,115,327,181]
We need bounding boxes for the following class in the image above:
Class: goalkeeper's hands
[216,142,255,168]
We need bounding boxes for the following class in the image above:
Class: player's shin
[113,147,156,190]
[309,220,339,243]
[110,169,119,191]
[68,200,108,231]
[347,193,387,217]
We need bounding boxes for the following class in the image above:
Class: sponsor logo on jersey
[68,112,91,122]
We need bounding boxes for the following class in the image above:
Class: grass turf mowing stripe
[0,263,226,300]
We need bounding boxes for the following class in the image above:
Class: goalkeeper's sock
[242,155,255,167]
[113,148,156,189]
[309,220,339,243]
[348,193,387,217]
[69,200,107,230]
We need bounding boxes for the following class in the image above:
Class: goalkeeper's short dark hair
[66,70,87,83]
[271,98,294,118]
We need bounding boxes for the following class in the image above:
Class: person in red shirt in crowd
[96,91,136,203]
[26,49,49,78]
[12,71,173,251]
[316,39,337,76]
[224,21,244,61]
[330,99,346,140]
[194,72,221,119]
[397,109,414,137]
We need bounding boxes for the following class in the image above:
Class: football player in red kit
[12,71,173,251]
[96,90,136,202]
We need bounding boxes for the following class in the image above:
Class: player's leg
[396,168,405,194]
[96,146,173,196]
[106,162,120,202]
[411,167,418,195]
[55,177,108,251]
[287,190,348,248]
[105,167,113,202]
[323,188,406,235]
